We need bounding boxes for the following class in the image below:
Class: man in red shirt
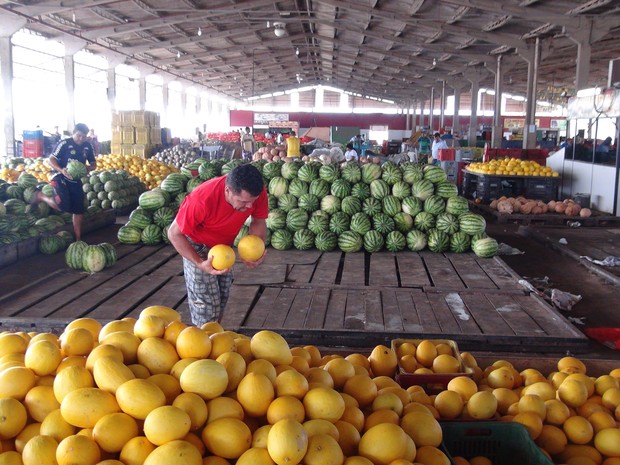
[167,164,268,326]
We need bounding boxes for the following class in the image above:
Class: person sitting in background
[344,142,359,162]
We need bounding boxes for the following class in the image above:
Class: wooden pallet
[468,201,620,227]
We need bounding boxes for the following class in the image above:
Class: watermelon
[362,198,382,217]
[138,190,166,211]
[6,185,24,199]
[4,199,26,215]
[372,212,395,235]
[315,231,338,252]
[41,183,55,197]
[308,212,330,235]
[370,179,390,199]
[221,159,244,175]
[141,224,162,245]
[363,230,384,253]
[385,231,406,252]
[414,211,436,232]
[406,229,427,252]
[393,212,414,233]
[293,229,316,250]
[288,179,309,198]
[153,207,176,229]
[268,194,278,211]
[66,160,88,180]
[234,225,249,247]
[268,177,289,198]
[401,197,423,217]
[472,237,498,258]
[271,229,294,250]
[424,195,446,215]
[382,196,402,217]
[199,162,217,180]
[401,163,424,184]
[341,163,362,183]
[263,161,283,180]
[435,213,460,235]
[39,235,64,255]
[350,212,372,235]
[286,208,309,232]
[341,196,362,216]
[446,196,470,216]
[277,193,298,212]
[427,229,450,253]
[309,179,330,198]
[281,160,303,180]
[17,172,38,189]
[297,163,320,182]
[55,230,74,247]
[186,177,203,193]
[450,231,471,253]
[329,211,351,235]
[411,179,435,201]
[459,213,487,236]
[116,225,142,244]
[392,181,411,200]
[298,193,320,213]
[320,195,341,215]
[435,181,459,199]
[351,182,371,200]
[381,162,403,185]
[361,163,382,183]
[319,163,341,183]
[330,179,352,199]
[266,209,287,231]
[82,244,107,273]
[338,231,363,253]
[128,208,153,230]
[99,242,117,267]
[423,165,448,184]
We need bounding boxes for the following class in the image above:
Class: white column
[440,80,446,131]
[522,39,540,149]
[429,87,435,132]
[491,55,504,148]
[63,38,86,131]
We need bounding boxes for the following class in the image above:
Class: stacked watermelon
[81,169,147,214]
[65,241,117,272]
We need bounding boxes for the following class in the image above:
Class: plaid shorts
[182,240,234,327]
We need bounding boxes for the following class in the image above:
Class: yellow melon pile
[467,158,559,177]
[0,309,618,465]
[0,159,52,183]
[95,154,178,190]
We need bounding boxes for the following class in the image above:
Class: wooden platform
[0,224,587,353]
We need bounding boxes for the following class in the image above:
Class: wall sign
[254,113,290,124]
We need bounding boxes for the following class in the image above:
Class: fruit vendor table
[462,170,560,203]
[0,224,586,353]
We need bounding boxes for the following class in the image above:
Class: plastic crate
[523,177,559,202]
[392,339,473,392]
[23,139,44,158]
[474,175,525,202]
[438,149,456,161]
[441,421,553,465]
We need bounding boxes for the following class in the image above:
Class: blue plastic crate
[23,130,43,140]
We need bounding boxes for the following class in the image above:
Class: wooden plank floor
[0,223,587,352]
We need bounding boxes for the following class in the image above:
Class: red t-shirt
[176,175,268,247]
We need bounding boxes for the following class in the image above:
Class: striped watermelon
[128,208,153,230]
[138,190,166,211]
[435,213,460,235]
[297,163,320,182]
[393,212,414,233]
[271,229,293,250]
[414,211,436,232]
[351,182,371,200]
[330,179,352,199]
[382,196,402,217]
[320,195,341,215]
[286,208,309,232]
[186,177,203,193]
[39,235,64,255]
[298,193,320,212]
[370,179,390,200]
[268,194,278,210]
[385,231,406,252]
[406,229,427,252]
[263,161,283,180]
[17,172,38,189]
[361,163,382,183]
[338,231,363,253]
[424,195,446,215]
[341,163,362,183]
[288,178,309,198]
[153,207,175,229]
[118,225,142,244]
[308,212,330,235]
[66,160,88,180]
[450,231,471,253]
[411,179,435,201]
[392,181,411,200]
[459,213,487,236]
[472,237,498,258]
[309,179,330,198]
[350,212,372,235]
[315,231,338,252]
[82,244,107,273]
[401,197,423,217]
[372,213,395,235]
[381,162,403,185]
[277,193,298,212]
[435,181,458,199]
[141,224,162,245]
[319,163,341,183]
[268,177,289,197]
[234,225,248,247]
[160,175,185,195]
[99,242,117,267]
[428,229,450,253]
[198,162,217,180]
[266,209,287,230]
[341,196,362,216]
[362,197,382,217]
[329,212,351,235]
[363,230,384,253]
[293,229,316,250]
[423,165,448,183]
[401,163,424,184]
[446,196,470,216]
[281,160,303,180]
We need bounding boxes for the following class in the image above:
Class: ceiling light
[433,58,437,66]
[273,22,286,38]
[72,13,76,22]
[295,47,299,56]
[198,27,202,36]
[177,51,181,59]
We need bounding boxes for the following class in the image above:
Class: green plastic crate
[441,421,553,465]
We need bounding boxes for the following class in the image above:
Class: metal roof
[1,0,619,105]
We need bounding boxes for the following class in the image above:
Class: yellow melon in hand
[237,235,265,262]
[208,244,236,270]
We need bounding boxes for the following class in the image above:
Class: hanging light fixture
[72,12,76,22]
[295,47,299,56]
[177,50,181,59]
[198,27,202,36]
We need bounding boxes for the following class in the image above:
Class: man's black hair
[226,164,264,196]
[346,142,353,150]
[74,123,89,135]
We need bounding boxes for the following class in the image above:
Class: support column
[419,100,426,128]
[453,86,462,136]
[522,38,541,149]
[106,56,124,112]
[63,38,86,131]
[429,87,435,132]
[464,68,486,148]
[139,78,147,111]
[412,99,418,131]
[440,80,446,131]
[0,14,25,158]
[567,20,611,91]
[405,101,410,133]
[491,55,504,148]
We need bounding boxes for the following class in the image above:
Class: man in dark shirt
[32,123,96,241]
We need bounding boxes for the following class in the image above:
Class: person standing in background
[349,134,363,153]
[87,129,99,156]
[417,131,431,159]
[286,131,300,158]
[241,127,254,160]
[431,132,448,165]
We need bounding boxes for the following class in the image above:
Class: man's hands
[196,255,231,275]
[241,250,267,269]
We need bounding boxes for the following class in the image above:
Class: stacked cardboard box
[111,110,161,157]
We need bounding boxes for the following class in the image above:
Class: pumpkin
[579,208,592,218]
[555,203,567,214]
